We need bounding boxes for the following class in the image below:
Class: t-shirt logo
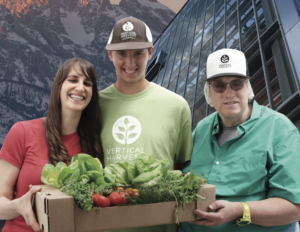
[112,116,141,145]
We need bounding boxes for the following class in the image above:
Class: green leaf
[41,164,55,185]
[128,133,137,139]
[48,168,61,188]
[116,133,125,140]
[129,125,136,130]
[124,118,129,124]
[55,162,67,171]
[118,126,125,132]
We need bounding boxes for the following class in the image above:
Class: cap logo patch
[121,21,136,40]
[221,55,229,63]
[122,22,134,31]
[219,54,231,69]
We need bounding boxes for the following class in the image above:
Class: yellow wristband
[236,202,251,226]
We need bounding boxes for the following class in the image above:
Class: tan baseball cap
[206,48,250,80]
[106,16,153,51]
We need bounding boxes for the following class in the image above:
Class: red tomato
[117,187,124,193]
[92,193,110,207]
[126,188,133,196]
[109,192,129,206]
[132,188,139,193]
[132,191,139,200]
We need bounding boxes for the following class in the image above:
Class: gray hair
[204,78,255,107]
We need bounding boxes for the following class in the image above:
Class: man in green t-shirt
[181,48,300,232]
[99,16,193,232]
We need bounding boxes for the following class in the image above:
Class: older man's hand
[189,200,243,227]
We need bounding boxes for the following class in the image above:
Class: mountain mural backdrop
[0,0,176,147]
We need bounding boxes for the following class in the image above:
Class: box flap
[34,185,75,232]
[196,184,215,220]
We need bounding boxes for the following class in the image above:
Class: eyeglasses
[209,79,247,93]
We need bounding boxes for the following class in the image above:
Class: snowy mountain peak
[0,0,48,16]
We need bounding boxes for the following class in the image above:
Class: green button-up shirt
[182,101,300,232]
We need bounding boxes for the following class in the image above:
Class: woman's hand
[13,186,43,232]
[189,200,243,227]
[0,159,43,231]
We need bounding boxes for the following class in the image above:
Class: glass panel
[296,0,300,11]
[206,0,215,9]
[180,29,194,71]
[169,75,178,92]
[197,0,207,20]
[171,19,184,51]
[185,75,197,107]
[255,0,266,33]
[158,38,169,56]
[191,16,205,58]
[152,75,158,83]
[193,95,207,129]
[226,0,237,19]
[197,38,212,101]
[196,67,207,101]
[171,40,186,82]
[250,58,281,108]
[213,25,225,51]
[172,14,180,31]
[165,29,177,56]
[180,7,192,41]
[158,22,172,48]
[186,0,194,13]
[202,5,214,45]
[267,59,282,109]
[285,21,300,84]
[189,0,200,29]
[214,0,225,32]
[226,11,240,49]
[179,3,188,22]
[199,38,212,68]
[148,41,158,64]
[188,51,200,81]
[176,64,189,94]
[162,49,177,88]
[156,61,166,86]
[239,0,246,5]
[240,0,257,51]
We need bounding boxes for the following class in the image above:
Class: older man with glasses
[180,48,300,232]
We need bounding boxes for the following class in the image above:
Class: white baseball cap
[206,48,250,81]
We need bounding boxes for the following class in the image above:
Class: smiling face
[108,48,153,87]
[210,76,252,126]
[60,63,93,116]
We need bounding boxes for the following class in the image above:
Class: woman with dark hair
[0,58,103,232]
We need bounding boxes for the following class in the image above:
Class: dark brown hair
[45,58,103,166]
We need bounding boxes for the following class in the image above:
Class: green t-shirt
[182,101,300,232]
[99,83,193,232]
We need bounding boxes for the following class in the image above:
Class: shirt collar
[212,100,262,135]
[212,113,220,135]
[238,100,262,132]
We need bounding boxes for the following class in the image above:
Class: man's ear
[108,51,113,61]
[148,47,154,60]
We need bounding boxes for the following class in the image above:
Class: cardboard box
[33,184,215,232]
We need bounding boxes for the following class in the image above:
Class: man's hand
[189,200,243,227]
